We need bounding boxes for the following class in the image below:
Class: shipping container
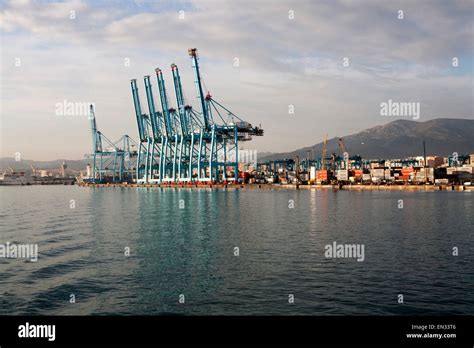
[370,168,385,178]
[435,178,449,184]
[447,166,473,175]
[336,170,349,181]
[414,168,434,179]
[300,173,309,182]
[317,170,329,179]
[239,172,250,179]
[310,166,317,180]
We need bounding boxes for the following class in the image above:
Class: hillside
[260,118,474,161]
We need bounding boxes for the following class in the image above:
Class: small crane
[338,138,348,155]
[30,164,37,176]
[321,134,328,170]
[338,137,348,169]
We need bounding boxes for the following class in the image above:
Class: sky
[0,0,473,160]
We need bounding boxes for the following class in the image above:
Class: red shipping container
[317,170,328,180]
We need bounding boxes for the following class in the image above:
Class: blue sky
[1,0,473,160]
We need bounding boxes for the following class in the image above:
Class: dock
[77,182,472,191]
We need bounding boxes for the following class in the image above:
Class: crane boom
[143,75,162,140]
[188,48,210,130]
[322,134,328,170]
[155,68,172,137]
[338,137,348,155]
[171,64,188,136]
[130,79,147,142]
[89,104,102,152]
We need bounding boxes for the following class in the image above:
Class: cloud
[0,0,472,160]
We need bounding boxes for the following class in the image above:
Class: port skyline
[1,2,473,344]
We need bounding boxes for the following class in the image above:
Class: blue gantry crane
[86,104,138,183]
[130,48,264,184]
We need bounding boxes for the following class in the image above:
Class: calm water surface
[0,186,472,315]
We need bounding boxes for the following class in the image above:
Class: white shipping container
[310,166,316,180]
[371,169,385,178]
[446,167,473,175]
[415,168,434,178]
[461,166,473,174]
[337,170,349,180]
[435,179,449,184]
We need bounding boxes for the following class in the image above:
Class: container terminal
[4,48,471,189]
[77,151,474,191]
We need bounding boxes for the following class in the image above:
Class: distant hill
[256,152,274,158]
[0,158,89,172]
[260,118,474,161]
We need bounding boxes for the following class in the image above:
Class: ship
[0,171,35,185]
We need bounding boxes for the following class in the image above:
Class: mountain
[260,118,474,161]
